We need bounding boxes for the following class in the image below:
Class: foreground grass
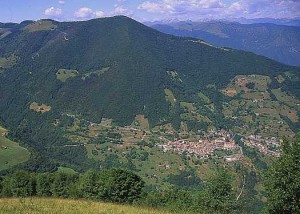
[0,198,171,214]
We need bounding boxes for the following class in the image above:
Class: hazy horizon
[1,0,299,23]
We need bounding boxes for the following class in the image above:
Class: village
[158,129,242,160]
[157,128,282,160]
[241,135,281,157]
[63,112,283,160]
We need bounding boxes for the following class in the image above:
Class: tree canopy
[265,134,300,213]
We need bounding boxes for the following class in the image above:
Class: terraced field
[222,74,299,138]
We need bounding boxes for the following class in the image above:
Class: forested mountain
[0,15,299,187]
[151,21,300,66]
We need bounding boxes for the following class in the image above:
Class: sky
[0,0,299,23]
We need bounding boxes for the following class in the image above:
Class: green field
[0,55,17,69]
[0,126,30,171]
[56,69,79,82]
[57,167,76,174]
[164,89,176,107]
[0,198,171,214]
[24,20,57,32]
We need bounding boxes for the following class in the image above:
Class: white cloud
[138,0,224,14]
[138,1,164,13]
[138,0,300,20]
[74,7,94,18]
[95,10,105,18]
[73,5,132,20]
[114,5,130,15]
[58,0,65,4]
[225,0,300,19]
[44,7,62,18]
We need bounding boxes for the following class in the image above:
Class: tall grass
[0,198,171,214]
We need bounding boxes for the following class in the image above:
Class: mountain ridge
[151,21,300,66]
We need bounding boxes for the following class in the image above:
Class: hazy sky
[0,0,299,23]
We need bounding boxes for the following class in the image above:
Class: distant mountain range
[233,18,300,26]
[150,21,300,66]
[145,18,300,27]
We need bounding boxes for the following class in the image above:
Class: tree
[78,170,104,200]
[36,173,54,197]
[51,172,79,198]
[3,171,35,197]
[138,188,195,212]
[99,169,145,203]
[265,135,300,213]
[198,169,236,213]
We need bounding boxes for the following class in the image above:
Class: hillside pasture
[56,69,78,82]
[24,20,57,32]
[0,55,17,69]
[241,91,270,100]
[0,126,30,171]
[279,107,298,123]
[133,114,150,131]
[223,89,237,97]
[164,89,176,107]
[222,75,271,97]
[272,88,300,110]
[30,102,51,113]
[57,167,76,174]
[276,75,285,83]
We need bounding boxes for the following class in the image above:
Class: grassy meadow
[0,198,171,214]
[0,126,30,171]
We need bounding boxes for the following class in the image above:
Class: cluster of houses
[242,135,281,157]
[158,129,240,159]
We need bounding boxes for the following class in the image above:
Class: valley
[0,16,299,213]
[44,74,296,189]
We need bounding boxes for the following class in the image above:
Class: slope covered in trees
[1,16,299,126]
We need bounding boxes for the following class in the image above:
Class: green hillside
[0,15,299,201]
[0,126,30,171]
